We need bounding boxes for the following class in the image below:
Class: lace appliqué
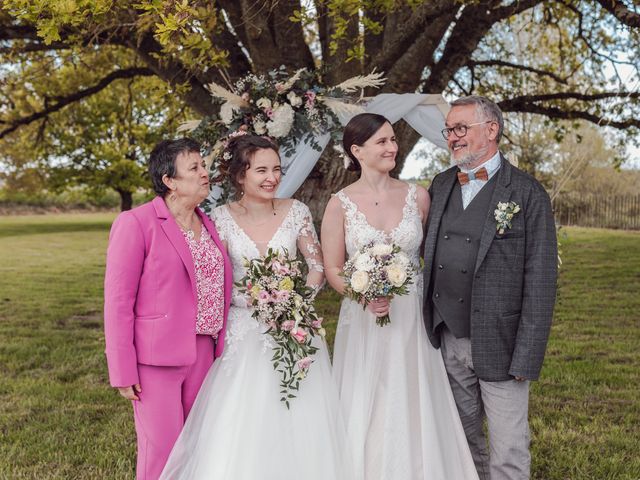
[336,183,424,331]
[211,200,325,366]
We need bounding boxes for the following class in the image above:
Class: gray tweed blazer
[422,156,558,381]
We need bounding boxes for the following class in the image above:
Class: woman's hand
[117,384,142,401]
[366,297,390,317]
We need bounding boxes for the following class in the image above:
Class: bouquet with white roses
[341,242,414,327]
[236,248,326,408]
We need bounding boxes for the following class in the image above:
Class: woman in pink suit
[103,138,233,480]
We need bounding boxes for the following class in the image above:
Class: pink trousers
[132,335,214,480]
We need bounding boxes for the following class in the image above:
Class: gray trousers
[440,327,531,480]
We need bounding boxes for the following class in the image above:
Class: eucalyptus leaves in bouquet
[342,242,415,327]
[236,248,326,408]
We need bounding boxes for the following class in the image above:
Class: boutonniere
[494,201,521,234]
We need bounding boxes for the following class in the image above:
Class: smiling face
[446,104,499,169]
[164,150,209,204]
[238,147,281,200]
[351,121,398,173]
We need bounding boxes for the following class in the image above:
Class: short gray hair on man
[450,95,504,143]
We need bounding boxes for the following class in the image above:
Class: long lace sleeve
[296,202,325,296]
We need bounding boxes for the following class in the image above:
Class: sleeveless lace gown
[333,184,479,480]
[160,200,353,480]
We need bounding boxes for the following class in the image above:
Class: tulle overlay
[160,200,353,479]
[333,184,479,480]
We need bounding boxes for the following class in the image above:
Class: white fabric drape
[276,93,450,198]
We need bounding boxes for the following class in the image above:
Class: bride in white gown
[160,135,352,480]
[322,113,479,480]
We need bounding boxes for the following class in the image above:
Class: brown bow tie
[457,167,488,186]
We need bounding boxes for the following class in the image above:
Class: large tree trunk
[118,190,133,211]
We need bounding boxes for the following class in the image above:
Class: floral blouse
[182,228,225,337]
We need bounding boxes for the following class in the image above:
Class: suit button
[475,274,480,279]
[461,268,467,273]
[438,264,443,270]
[466,237,471,243]
[458,298,464,303]
[473,308,480,313]
[444,234,450,240]
[435,293,440,298]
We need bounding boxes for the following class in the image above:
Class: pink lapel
[153,196,198,303]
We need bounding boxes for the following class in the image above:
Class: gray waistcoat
[431,175,498,338]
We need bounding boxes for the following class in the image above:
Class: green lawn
[0,215,638,479]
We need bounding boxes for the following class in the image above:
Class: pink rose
[311,318,323,329]
[275,290,290,303]
[241,92,250,102]
[265,107,274,119]
[297,356,313,370]
[258,291,271,304]
[291,327,308,343]
[281,320,295,331]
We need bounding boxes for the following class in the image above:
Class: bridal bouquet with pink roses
[342,242,415,327]
[236,248,326,408]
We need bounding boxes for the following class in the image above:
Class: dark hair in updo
[342,113,391,172]
[218,134,280,199]
[148,137,201,196]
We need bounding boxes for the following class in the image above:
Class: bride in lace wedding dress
[160,135,352,480]
[322,114,478,480]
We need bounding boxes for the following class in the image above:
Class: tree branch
[468,59,570,84]
[423,0,542,93]
[369,1,458,74]
[505,91,640,102]
[499,97,640,129]
[0,42,70,54]
[595,0,640,28]
[0,67,154,140]
[0,24,40,41]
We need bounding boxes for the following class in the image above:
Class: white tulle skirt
[332,285,479,480]
[160,306,353,480]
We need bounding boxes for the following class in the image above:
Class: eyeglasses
[441,121,493,140]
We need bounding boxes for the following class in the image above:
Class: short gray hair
[450,95,504,143]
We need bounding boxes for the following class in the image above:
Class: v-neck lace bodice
[211,200,323,306]
[336,183,423,272]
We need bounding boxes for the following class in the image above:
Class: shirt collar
[460,150,501,177]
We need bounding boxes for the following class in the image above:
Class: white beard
[450,145,490,169]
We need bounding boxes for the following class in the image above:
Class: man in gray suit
[423,96,557,480]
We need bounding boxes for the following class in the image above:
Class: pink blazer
[104,196,233,388]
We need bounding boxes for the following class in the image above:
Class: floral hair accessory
[333,144,352,169]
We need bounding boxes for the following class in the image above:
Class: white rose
[256,97,272,110]
[350,270,370,293]
[267,103,295,138]
[254,119,267,134]
[354,253,375,272]
[386,264,407,287]
[219,102,237,125]
[395,251,410,268]
[286,91,302,107]
[371,243,393,257]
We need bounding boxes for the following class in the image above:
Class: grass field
[0,214,639,479]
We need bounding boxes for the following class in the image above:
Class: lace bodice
[336,183,423,270]
[211,200,324,306]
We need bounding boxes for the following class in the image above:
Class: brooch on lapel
[494,201,521,234]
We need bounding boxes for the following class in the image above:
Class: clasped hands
[365,297,390,317]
